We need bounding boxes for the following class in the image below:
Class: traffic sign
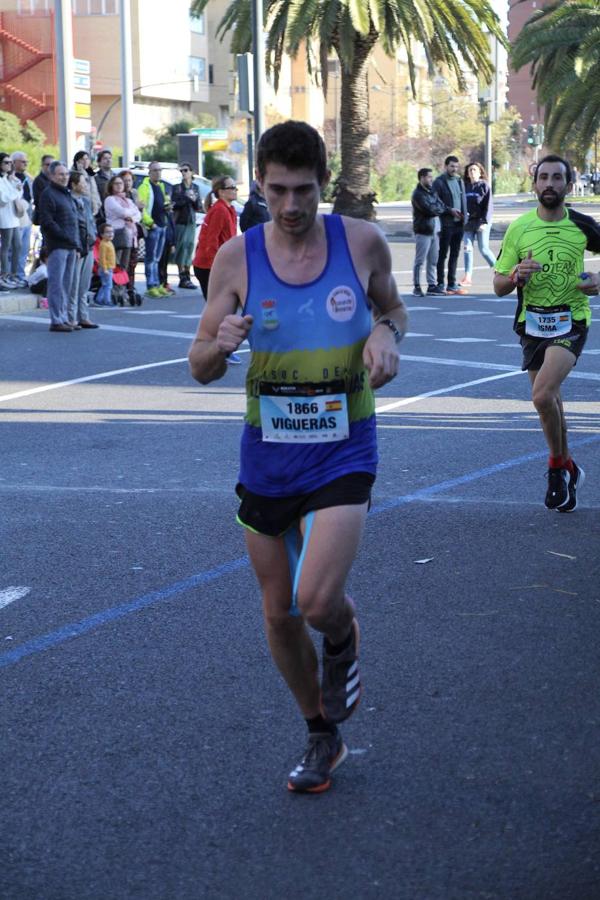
[189,128,228,140]
[74,59,91,75]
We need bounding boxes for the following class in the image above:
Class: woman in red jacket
[193,175,238,299]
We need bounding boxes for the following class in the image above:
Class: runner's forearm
[188,339,228,384]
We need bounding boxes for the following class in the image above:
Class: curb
[0,293,39,315]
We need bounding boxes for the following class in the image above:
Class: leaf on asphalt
[547,551,576,560]
[414,558,434,564]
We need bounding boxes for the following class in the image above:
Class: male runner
[494,154,600,511]
[188,121,408,792]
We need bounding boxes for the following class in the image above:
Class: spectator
[158,196,176,295]
[103,173,140,272]
[94,149,114,205]
[461,162,496,287]
[95,222,116,306]
[239,179,271,232]
[72,151,102,216]
[137,161,170,298]
[0,152,24,289]
[38,160,81,332]
[31,154,54,227]
[67,171,98,329]
[192,174,240,362]
[432,155,468,295]
[171,162,201,288]
[10,150,34,282]
[120,169,144,304]
[192,175,238,298]
[27,246,49,298]
[411,167,447,296]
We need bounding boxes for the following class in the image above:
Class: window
[189,56,206,82]
[72,0,117,15]
[17,0,51,13]
[190,14,205,34]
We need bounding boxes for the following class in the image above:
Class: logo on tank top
[326,285,356,322]
[260,298,279,330]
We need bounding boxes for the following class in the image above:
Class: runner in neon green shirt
[494,154,600,512]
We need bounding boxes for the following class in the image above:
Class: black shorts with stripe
[518,321,588,371]
[235,472,375,538]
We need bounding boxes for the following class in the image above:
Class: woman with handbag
[103,174,141,272]
[0,152,24,289]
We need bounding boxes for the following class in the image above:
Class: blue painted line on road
[0,557,248,669]
[2,432,599,671]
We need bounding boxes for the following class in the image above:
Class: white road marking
[436,337,496,343]
[0,358,189,403]
[441,311,494,316]
[0,586,30,610]
[375,369,524,413]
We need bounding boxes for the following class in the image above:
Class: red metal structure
[0,9,57,143]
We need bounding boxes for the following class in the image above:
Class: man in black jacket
[432,155,468,295]
[411,168,448,296]
[31,154,54,227]
[240,180,271,232]
[39,161,81,332]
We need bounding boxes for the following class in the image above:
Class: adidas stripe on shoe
[287,730,348,793]
[320,618,361,724]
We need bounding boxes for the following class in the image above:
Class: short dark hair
[97,149,112,163]
[444,155,459,166]
[534,154,572,185]
[98,222,113,236]
[41,154,54,165]
[418,167,432,179]
[67,171,84,189]
[256,120,327,183]
[106,174,125,195]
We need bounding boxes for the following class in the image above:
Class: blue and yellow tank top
[239,214,378,496]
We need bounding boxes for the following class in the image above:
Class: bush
[372,162,416,202]
[494,169,529,194]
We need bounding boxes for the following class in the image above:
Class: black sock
[324,628,353,656]
[305,714,337,735]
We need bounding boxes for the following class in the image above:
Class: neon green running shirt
[495,206,600,328]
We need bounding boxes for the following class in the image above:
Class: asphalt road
[1,239,600,900]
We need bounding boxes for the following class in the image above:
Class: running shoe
[545,466,569,509]
[321,618,361,724]
[156,286,170,297]
[412,286,424,297]
[145,287,162,298]
[427,285,446,295]
[227,353,242,365]
[287,730,348,793]
[558,462,585,513]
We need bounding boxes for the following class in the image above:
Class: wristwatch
[375,318,403,344]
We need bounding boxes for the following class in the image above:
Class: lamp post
[95,80,199,146]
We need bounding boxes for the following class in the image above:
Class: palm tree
[192,0,505,219]
[511,0,600,160]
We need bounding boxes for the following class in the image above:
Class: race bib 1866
[259,380,349,444]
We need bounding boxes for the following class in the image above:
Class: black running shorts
[235,472,375,537]
[519,321,588,371]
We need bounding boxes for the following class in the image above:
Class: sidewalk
[0,289,39,315]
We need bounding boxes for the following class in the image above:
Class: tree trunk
[332,32,378,220]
